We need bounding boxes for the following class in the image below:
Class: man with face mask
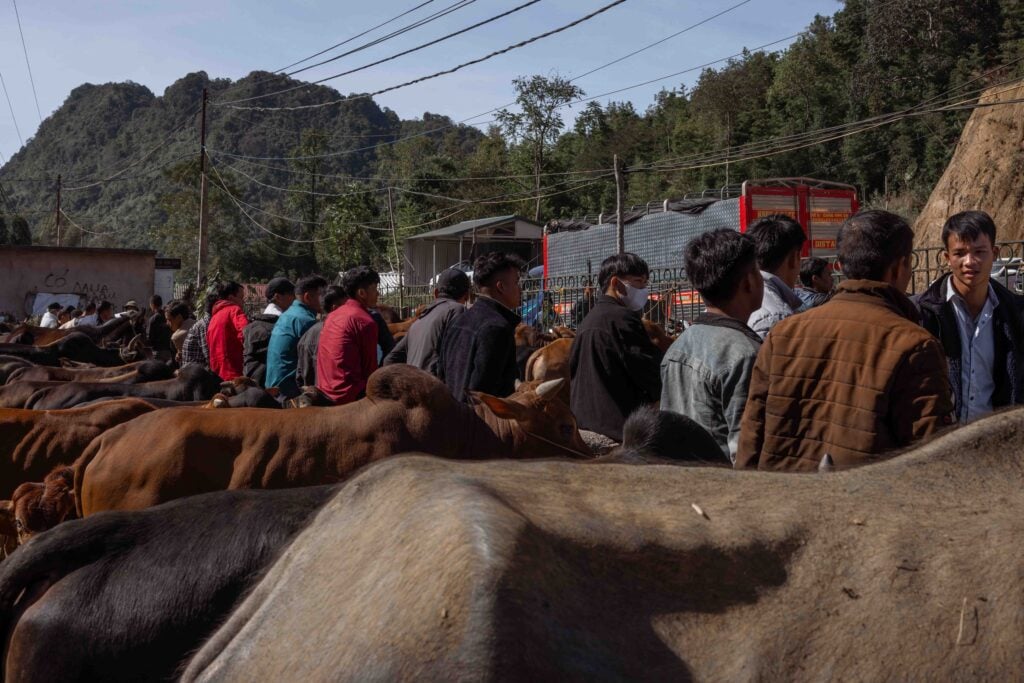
[569,252,663,450]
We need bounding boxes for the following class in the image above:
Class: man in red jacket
[316,266,380,405]
[206,281,249,381]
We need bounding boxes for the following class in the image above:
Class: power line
[217,0,631,112]
[11,0,43,123]
[224,0,544,106]
[0,70,24,147]
[273,0,438,73]
[285,0,478,78]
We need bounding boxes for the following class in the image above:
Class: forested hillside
[1,0,1022,280]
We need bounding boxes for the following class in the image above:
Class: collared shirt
[266,300,318,397]
[315,299,379,405]
[947,278,999,423]
[76,313,98,327]
[748,271,803,339]
[181,314,210,367]
[39,311,59,328]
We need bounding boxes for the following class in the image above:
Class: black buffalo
[0,485,336,682]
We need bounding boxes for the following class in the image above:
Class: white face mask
[622,282,649,311]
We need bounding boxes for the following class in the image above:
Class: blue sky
[0,0,843,162]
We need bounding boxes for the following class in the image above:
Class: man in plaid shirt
[180,294,216,368]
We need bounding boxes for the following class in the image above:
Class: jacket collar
[834,279,921,322]
[421,296,463,316]
[919,272,1014,311]
[761,271,803,311]
[473,295,522,325]
[692,312,762,345]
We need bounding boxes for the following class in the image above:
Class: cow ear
[471,392,528,420]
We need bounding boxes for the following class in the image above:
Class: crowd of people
[155,206,1015,467]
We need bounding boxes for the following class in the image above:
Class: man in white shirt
[918,210,1024,423]
[39,302,61,328]
[76,302,98,327]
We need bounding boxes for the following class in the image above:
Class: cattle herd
[0,311,1021,680]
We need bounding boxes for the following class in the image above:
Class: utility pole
[196,88,210,291]
[387,186,404,311]
[614,155,624,254]
[54,174,62,247]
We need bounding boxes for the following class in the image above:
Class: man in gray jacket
[661,229,764,462]
[383,268,470,375]
[746,214,806,338]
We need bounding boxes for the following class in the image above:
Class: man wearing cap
[243,277,295,386]
[383,268,470,376]
[115,300,141,319]
[39,302,62,328]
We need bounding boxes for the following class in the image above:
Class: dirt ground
[913,80,1024,248]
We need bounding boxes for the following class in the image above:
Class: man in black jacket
[569,253,663,448]
[918,210,1024,423]
[438,252,523,402]
[243,278,294,386]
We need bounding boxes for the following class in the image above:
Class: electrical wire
[11,0,42,123]
[0,70,24,147]
[217,0,630,112]
[273,0,438,74]
[222,0,543,105]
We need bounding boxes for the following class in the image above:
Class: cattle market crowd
[0,206,1019,679]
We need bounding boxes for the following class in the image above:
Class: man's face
[358,282,380,309]
[944,233,995,291]
[303,288,324,314]
[811,270,834,295]
[98,308,113,322]
[273,292,296,311]
[167,313,183,331]
[492,268,522,309]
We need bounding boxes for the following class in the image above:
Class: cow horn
[819,453,834,473]
[514,379,523,390]
[536,378,565,399]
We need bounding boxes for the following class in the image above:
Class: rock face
[913,81,1024,247]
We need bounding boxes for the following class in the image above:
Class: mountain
[0,71,483,254]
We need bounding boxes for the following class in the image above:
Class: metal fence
[169,241,1024,330]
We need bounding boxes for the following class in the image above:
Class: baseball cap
[47,302,61,311]
[123,300,140,310]
[436,268,471,292]
[265,277,295,300]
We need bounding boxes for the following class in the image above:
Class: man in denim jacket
[661,230,764,462]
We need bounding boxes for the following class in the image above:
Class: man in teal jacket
[266,275,327,398]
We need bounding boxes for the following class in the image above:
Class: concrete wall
[0,246,156,319]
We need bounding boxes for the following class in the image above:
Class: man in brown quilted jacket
[736,210,955,471]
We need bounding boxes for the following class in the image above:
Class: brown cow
[524,337,573,383]
[0,399,156,497]
[1,315,138,346]
[10,467,77,544]
[181,408,1024,681]
[642,318,676,353]
[76,365,589,518]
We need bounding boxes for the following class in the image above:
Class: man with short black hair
[243,277,295,386]
[661,230,764,461]
[165,300,195,364]
[569,252,663,448]
[383,268,470,374]
[296,286,346,388]
[263,277,296,316]
[316,266,381,405]
[266,275,327,398]
[96,301,114,324]
[917,210,1024,423]
[737,210,954,470]
[746,214,806,338]
[795,256,834,309]
[439,252,523,402]
[145,294,173,354]
[40,302,61,328]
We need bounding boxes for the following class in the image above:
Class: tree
[495,75,585,221]
[0,214,32,245]
[315,182,385,274]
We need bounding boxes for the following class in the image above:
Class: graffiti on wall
[41,269,118,302]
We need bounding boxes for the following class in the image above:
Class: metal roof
[406,215,541,240]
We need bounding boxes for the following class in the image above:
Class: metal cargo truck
[542,177,859,280]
